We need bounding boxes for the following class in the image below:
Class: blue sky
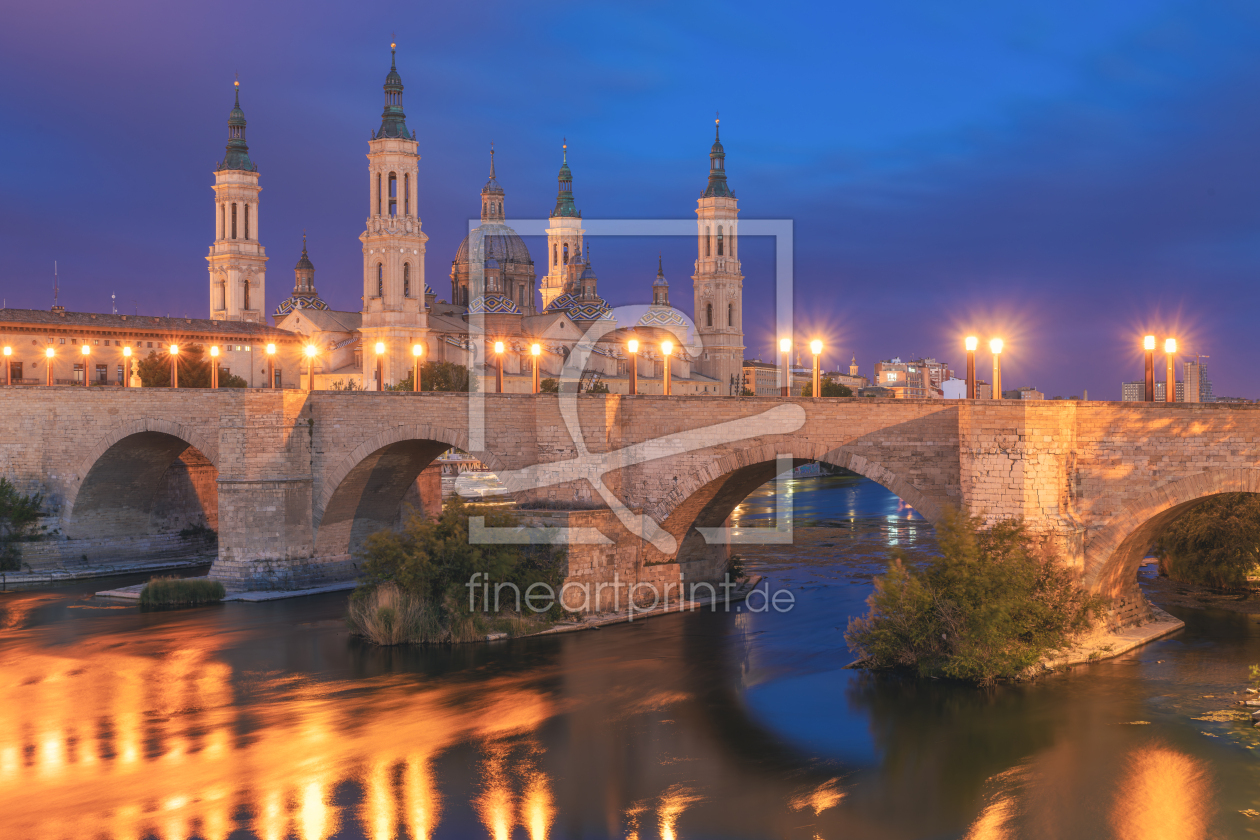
[2,0,1258,397]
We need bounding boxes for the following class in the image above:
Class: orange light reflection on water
[1110,745,1212,840]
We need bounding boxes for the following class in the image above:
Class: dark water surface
[3,474,1259,839]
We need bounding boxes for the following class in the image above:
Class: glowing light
[81,345,90,355]
[627,339,639,354]
[493,341,504,354]
[45,347,54,358]
[123,346,132,357]
[266,343,276,355]
[375,342,385,355]
[1144,335,1155,351]
[305,345,317,358]
[661,340,673,356]
[3,346,11,356]
[530,343,541,356]
[779,338,791,353]
[965,336,978,352]
[989,338,1003,354]
[169,344,179,355]
[809,339,822,355]
[209,345,218,357]
[1165,338,1177,354]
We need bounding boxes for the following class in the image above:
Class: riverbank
[1,558,210,589]
[1140,566,1260,614]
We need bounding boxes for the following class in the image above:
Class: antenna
[111,292,117,315]
[53,260,58,308]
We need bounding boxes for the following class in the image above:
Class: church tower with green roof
[540,141,585,309]
[692,118,744,393]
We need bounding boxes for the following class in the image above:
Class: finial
[563,137,568,164]
[489,142,495,178]
[234,73,240,106]
[715,111,720,141]
[658,252,664,276]
[390,35,397,65]
[302,229,307,253]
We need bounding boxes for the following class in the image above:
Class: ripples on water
[1,474,1258,839]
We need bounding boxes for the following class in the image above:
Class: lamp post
[2,346,10,387]
[45,346,54,386]
[80,344,90,386]
[779,338,791,397]
[492,341,503,393]
[413,343,424,392]
[662,340,673,396]
[305,344,317,392]
[169,344,179,388]
[1143,335,1155,402]
[123,346,132,388]
[1165,338,1176,403]
[266,343,277,389]
[965,336,977,398]
[810,339,822,398]
[373,342,384,391]
[627,338,639,395]
[990,338,1003,398]
[530,343,541,393]
[209,346,218,389]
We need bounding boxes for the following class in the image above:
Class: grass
[347,582,554,645]
[139,576,226,607]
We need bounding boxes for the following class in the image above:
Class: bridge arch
[66,420,220,539]
[314,424,509,559]
[1083,468,1260,598]
[650,442,949,570]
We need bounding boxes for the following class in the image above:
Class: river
[1,473,1258,839]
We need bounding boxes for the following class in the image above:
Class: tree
[390,361,479,392]
[1155,493,1260,591]
[539,377,560,393]
[846,508,1106,685]
[0,477,44,571]
[136,345,232,388]
[800,376,853,398]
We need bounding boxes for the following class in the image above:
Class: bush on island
[139,576,226,607]
[846,508,1106,685]
[0,476,44,571]
[1155,493,1260,591]
[350,496,567,645]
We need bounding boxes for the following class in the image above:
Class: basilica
[217,46,746,394]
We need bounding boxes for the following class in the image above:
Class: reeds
[138,576,226,607]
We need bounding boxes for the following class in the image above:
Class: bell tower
[359,42,429,387]
[692,118,744,392]
[541,141,584,309]
[207,80,267,322]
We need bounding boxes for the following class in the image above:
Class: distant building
[941,377,967,399]
[1214,396,1252,404]
[1122,380,1184,402]
[975,379,993,400]
[742,359,779,395]
[859,385,894,398]
[1002,386,1044,400]
[1183,360,1213,403]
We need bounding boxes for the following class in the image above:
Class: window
[274,369,282,388]
[147,342,153,348]
[563,243,569,264]
[93,339,99,346]
[10,362,22,381]
[115,365,123,384]
[231,203,237,239]
[376,174,382,215]
[244,203,250,240]
[73,363,84,382]
[705,227,711,256]
[706,303,713,327]
[553,244,557,266]
[377,263,384,297]
[388,172,397,216]
[219,282,226,311]
[717,226,724,256]
[404,173,410,216]
[59,338,65,345]
[95,364,107,383]
[220,204,225,239]
[403,263,411,297]
[244,281,250,311]
[71,338,77,344]
[728,302,733,327]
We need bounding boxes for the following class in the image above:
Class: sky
[2,0,1259,399]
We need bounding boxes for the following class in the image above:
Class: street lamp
[374,341,384,391]
[989,338,1003,398]
[1165,338,1177,403]
[530,343,541,394]
[305,344,317,393]
[169,344,179,388]
[123,346,132,389]
[2,346,10,387]
[662,340,674,396]
[266,342,277,389]
[779,337,791,397]
[209,345,218,389]
[45,346,54,386]
[413,343,424,393]
[81,344,90,386]
[627,338,639,395]
[965,336,978,399]
[492,341,503,394]
[1143,335,1155,402]
[810,339,822,399]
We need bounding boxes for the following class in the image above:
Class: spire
[702,114,733,198]
[377,41,410,139]
[552,138,579,217]
[218,79,256,172]
[653,253,669,305]
[274,230,328,318]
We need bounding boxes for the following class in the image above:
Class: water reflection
[0,474,1252,838]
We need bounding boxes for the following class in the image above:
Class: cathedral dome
[452,224,534,268]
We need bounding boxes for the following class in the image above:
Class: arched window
[705,227,711,256]
[728,302,733,327]
[376,174,382,216]
[717,226,724,256]
[403,263,411,297]
[243,280,250,311]
[563,243,569,264]
[377,263,383,297]
[231,203,237,239]
[404,173,410,216]
[706,303,713,327]
[553,244,558,266]
[219,282,226,311]
[220,204,225,239]
[388,173,398,216]
[244,203,250,240]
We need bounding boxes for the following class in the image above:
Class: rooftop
[0,308,294,338]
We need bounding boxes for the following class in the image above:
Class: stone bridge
[3,388,1258,622]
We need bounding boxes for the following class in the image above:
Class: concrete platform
[2,558,208,589]
[96,578,359,601]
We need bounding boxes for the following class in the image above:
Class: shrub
[1155,493,1260,591]
[800,377,853,397]
[0,477,44,571]
[846,508,1106,685]
[390,361,480,392]
[351,496,566,644]
[539,378,559,393]
[139,576,226,607]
